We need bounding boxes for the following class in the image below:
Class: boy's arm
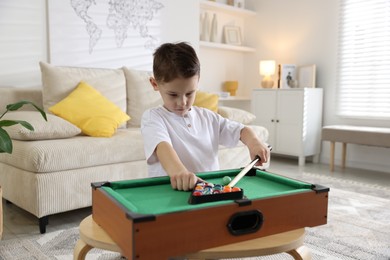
[155,141,198,191]
[240,126,270,166]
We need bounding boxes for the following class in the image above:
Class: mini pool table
[92,168,329,259]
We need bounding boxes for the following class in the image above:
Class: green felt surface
[101,169,312,215]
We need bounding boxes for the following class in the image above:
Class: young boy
[141,42,270,191]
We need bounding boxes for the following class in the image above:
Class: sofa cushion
[49,81,130,137]
[2,111,81,140]
[0,129,145,173]
[194,91,219,112]
[123,67,163,127]
[218,106,256,124]
[40,61,127,113]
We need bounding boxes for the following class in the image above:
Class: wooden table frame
[91,173,327,259]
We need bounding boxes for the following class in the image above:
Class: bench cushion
[322,125,390,147]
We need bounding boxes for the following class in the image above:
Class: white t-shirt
[141,106,244,177]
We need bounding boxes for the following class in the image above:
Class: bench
[322,125,390,171]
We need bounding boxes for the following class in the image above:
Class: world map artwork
[70,0,164,53]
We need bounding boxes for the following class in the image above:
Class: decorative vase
[201,12,210,42]
[224,81,238,96]
[210,13,218,42]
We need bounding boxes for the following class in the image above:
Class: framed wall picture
[278,64,297,88]
[224,26,242,45]
[298,64,316,88]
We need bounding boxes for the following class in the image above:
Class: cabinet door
[252,90,277,147]
[275,91,304,156]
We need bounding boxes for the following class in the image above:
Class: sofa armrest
[0,87,43,110]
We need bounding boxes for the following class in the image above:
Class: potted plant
[0,100,47,154]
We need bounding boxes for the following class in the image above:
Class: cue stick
[228,156,260,187]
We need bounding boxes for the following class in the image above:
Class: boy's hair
[153,42,200,83]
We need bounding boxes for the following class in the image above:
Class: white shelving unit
[219,96,252,111]
[219,96,251,101]
[199,1,257,102]
[200,1,256,17]
[200,0,256,51]
[200,41,255,52]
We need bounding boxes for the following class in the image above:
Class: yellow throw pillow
[194,91,219,112]
[49,81,130,137]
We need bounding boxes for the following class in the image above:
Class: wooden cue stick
[228,156,260,187]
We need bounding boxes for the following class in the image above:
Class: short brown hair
[152,42,200,83]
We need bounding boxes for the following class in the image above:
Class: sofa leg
[39,216,49,234]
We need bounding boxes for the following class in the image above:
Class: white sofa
[0,62,268,233]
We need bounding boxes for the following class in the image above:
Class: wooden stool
[74,215,311,260]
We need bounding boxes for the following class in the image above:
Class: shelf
[219,96,251,101]
[200,41,255,52]
[200,1,256,17]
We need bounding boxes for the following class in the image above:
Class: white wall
[0,0,198,88]
[160,0,199,48]
[0,0,47,87]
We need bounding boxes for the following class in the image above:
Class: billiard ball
[223,186,232,193]
[222,176,231,185]
[232,187,241,192]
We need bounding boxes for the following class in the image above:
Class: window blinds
[337,0,390,119]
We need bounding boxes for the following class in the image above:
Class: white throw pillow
[39,61,127,113]
[218,106,256,124]
[3,111,81,140]
[123,67,163,127]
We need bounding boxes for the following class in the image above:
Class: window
[337,0,390,119]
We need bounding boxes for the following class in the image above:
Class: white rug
[1,173,389,260]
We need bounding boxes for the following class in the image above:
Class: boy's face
[151,75,199,116]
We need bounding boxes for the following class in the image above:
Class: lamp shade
[259,60,276,76]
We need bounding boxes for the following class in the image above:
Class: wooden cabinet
[252,88,323,165]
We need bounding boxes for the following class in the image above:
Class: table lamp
[259,60,276,88]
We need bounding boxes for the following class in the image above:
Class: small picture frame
[224,26,242,45]
[278,64,297,89]
[234,0,245,8]
[298,64,316,88]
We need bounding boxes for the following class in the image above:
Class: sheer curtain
[337,0,390,119]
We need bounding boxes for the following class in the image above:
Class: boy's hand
[170,171,198,191]
[239,126,271,166]
[250,142,270,167]
[156,141,201,191]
